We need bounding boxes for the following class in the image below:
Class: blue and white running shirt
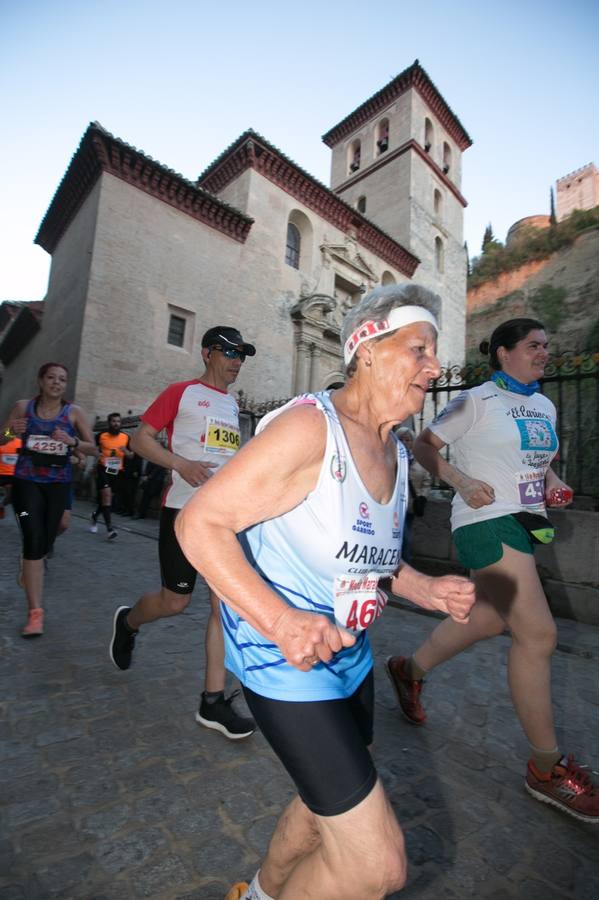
[221,391,409,701]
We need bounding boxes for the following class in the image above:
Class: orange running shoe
[21,608,44,638]
[526,754,599,823]
[385,655,426,724]
[224,883,249,900]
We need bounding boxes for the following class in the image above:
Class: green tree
[481,223,495,252]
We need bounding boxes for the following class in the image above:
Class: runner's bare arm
[176,404,355,668]
[390,564,476,624]
[54,404,97,456]
[2,400,28,443]
[414,428,495,508]
[130,421,217,486]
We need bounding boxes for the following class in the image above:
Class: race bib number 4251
[204,417,240,455]
[26,434,67,456]
[333,573,387,633]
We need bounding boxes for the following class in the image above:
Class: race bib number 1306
[204,417,240,455]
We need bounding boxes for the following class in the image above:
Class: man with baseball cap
[109,325,256,739]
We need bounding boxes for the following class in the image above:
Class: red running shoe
[526,754,599,823]
[385,655,426,725]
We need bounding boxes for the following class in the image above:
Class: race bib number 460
[26,434,67,456]
[333,573,387,633]
[204,417,240,455]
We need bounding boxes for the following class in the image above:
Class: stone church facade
[0,61,471,422]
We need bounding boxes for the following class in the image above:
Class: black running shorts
[243,670,377,817]
[159,506,197,595]
[96,464,119,493]
[12,478,71,560]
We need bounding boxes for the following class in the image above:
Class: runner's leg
[204,589,225,693]
[275,781,406,899]
[474,544,558,750]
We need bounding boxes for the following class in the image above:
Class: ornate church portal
[291,238,379,392]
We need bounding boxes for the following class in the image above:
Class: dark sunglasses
[210,345,246,362]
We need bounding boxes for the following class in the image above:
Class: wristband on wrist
[71,436,80,449]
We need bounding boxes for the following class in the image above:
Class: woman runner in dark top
[2,362,96,637]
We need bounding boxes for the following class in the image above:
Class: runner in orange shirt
[0,434,22,518]
[90,413,133,540]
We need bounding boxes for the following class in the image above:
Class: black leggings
[12,478,71,560]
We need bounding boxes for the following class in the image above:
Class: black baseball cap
[201,326,256,357]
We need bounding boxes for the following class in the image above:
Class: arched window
[381,270,396,286]
[285,222,301,269]
[424,118,434,153]
[376,118,389,154]
[433,189,443,221]
[443,142,452,175]
[348,139,361,174]
[435,236,444,274]
[357,195,366,214]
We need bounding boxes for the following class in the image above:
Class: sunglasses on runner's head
[210,345,246,362]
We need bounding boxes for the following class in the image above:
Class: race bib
[26,434,67,456]
[204,417,240,455]
[333,573,387,633]
[518,477,545,506]
[104,457,121,474]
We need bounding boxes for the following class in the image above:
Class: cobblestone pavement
[1,502,598,900]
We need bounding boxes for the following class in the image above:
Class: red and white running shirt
[142,380,240,509]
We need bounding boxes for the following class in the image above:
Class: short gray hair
[341,283,442,376]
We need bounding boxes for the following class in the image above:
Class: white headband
[343,305,439,365]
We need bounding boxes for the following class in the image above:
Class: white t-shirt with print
[428,381,558,531]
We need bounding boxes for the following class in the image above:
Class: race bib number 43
[333,573,387,633]
[26,434,67,456]
[204,417,240,455]
[518,477,545,506]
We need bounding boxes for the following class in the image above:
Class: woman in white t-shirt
[386,317,599,824]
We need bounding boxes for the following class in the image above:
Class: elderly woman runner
[177,284,476,900]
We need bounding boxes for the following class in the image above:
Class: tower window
[285,222,301,269]
[424,118,434,153]
[357,195,367,214]
[376,118,389,154]
[167,314,186,347]
[434,189,443,221]
[348,139,361,174]
[442,142,452,175]
[435,236,444,274]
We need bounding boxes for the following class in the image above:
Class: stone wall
[0,181,101,421]
[53,165,416,422]
[413,499,599,625]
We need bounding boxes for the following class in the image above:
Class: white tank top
[221,391,409,701]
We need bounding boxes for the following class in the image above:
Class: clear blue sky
[1,0,598,301]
